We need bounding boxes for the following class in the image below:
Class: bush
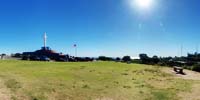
[139,54,150,64]
[132,59,141,64]
[183,66,193,70]
[115,57,121,61]
[122,56,131,62]
[98,56,113,61]
[192,64,200,72]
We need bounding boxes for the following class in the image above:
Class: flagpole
[75,46,77,57]
[74,44,77,58]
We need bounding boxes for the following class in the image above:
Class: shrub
[98,56,113,61]
[183,66,193,70]
[192,64,200,72]
[122,56,131,62]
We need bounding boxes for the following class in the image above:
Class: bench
[173,66,184,74]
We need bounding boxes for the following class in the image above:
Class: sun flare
[135,0,153,9]
[129,0,154,11]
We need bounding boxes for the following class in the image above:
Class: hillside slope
[0,60,199,100]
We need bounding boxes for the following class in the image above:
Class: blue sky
[0,0,199,57]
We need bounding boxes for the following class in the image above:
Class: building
[22,33,69,61]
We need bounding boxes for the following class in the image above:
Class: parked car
[30,56,40,61]
[55,58,67,62]
[40,56,50,61]
[22,56,29,60]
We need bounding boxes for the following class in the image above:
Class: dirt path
[162,67,200,100]
[0,80,11,100]
[162,67,200,80]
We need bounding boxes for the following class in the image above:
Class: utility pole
[195,44,199,60]
[196,44,199,53]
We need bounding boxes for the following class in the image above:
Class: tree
[12,53,22,58]
[192,64,200,72]
[116,57,121,61]
[98,56,113,61]
[139,53,150,64]
[152,55,160,64]
[122,56,131,62]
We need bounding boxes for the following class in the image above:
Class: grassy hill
[0,60,199,100]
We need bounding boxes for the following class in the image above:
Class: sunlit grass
[0,60,196,100]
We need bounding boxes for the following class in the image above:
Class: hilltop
[0,60,199,100]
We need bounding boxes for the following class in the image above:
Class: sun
[129,0,154,11]
[135,0,153,9]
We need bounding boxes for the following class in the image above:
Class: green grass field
[0,60,199,100]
